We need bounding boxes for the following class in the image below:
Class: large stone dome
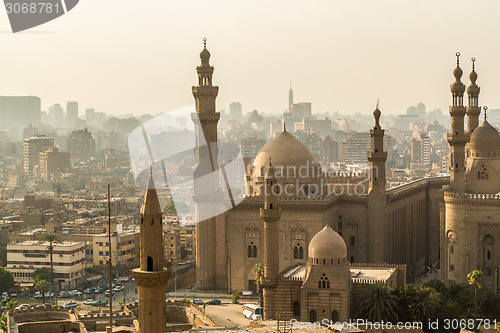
[252,130,317,174]
[469,120,500,154]
[308,225,347,265]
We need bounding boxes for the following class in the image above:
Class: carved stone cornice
[132,268,171,288]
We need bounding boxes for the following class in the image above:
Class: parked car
[104,290,115,297]
[206,299,221,305]
[70,290,82,296]
[193,299,203,305]
[93,287,104,294]
[15,304,30,310]
[118,277,129,282]
[2,292,8,299]
[92,300,108,306]
[63,301,77,308]
[45,292,54,297]
[42,303,52,309]
[59,292,72,298]
[83,299,94,305]
[84,289,93,294]
[34,292,42,299]
[10,292,17,297]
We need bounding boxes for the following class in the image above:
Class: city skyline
[1,0,500,117]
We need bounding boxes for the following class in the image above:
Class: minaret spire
[132,173,171,333]
[367,103,387,204]
[448,52,467,193]
[466,57,481,134]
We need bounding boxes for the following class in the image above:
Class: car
[83,299,94,305]
[193,299,203,305]
[34,292,42,298]
[70,290,82,296]
[45,292,54,297]
[10,292,17,297]
[15,304,30,310]
[59,292,72,298]
[42,303,52,309]
[104,290,115,296]
[118,277,129,282]
[131,277,135,282]
[63,301,77,308]
[2,292,8,299]
[84,289,93,294]
[206,299,221,305]
[93,287,104,294]
[92,300,108,306]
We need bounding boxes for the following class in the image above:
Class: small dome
[469,120,500,153]
[308,225,347,262]
[453,65,463,80]
[469,69,478,84]
[200,48,210,61]
[252,131,317,176]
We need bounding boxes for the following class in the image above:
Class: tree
[34,277,49,304]
[252,263,264,308]
[54,182,63,198]
[468,269,484,320]
[33,268,51,282]
[411,287,441,323]
[0,268,14,293]
[360,283,399,322]
[41,233,62,287]
[4,300,18,312]
[231,290,241,304]
[0,246,6,267]
[0,315,7,333]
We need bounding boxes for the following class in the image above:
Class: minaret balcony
[132,267,171,288]
[447,132,469,144]
[260,207,281,222]
[367,152,387,160]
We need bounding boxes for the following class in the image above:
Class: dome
[200,48,210,61]
[469,120,500,153]
[308,225,347,262]
[252,131,317,175]
[453,65,463,80]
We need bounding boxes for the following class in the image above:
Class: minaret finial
[203,38,207,49]
[484,106,488,121]
[376,99,380,110]
[290,80,292,90]
[283,122,287,132]
[456,52,460,66]
[472,57,476,70]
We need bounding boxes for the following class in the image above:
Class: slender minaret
[260,159,282,319]
[288,82,293,112]
[448,52,467,193]
[466,57,481,134]
[192,38,220,289]
[367,102,387,205]
[132,173,171,333]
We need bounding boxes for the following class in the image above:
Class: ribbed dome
[308,225,346,261]
[252,131,317,175]
[200,48,210,61]
[469,120,500,153]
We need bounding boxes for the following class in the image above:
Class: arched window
[252,245,257,258]
[483,235,494,277]
[293,246,298,259]
[293,244,304,259]
[293,301,300,317]
[151,218,154,225]
[248,242,257,258]
[331,310,339,323]
[298,246,304,259]
[309,310,317,322]
[350,256,354,263]
[147,256,153,271]
[318,273,329,289]
[247,245,252,258]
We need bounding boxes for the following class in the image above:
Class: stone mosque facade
[192,41,446,293]
[441,54,500,291]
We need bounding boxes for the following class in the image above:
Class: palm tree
[34,277,49,304]
[468,269,484,319]
[5,300,18,312]
[360,283,399,322]
[411,286,441,322]
[41,233,62,288]
[252,263,264,308]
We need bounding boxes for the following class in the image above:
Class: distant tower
[260,159,282,319]
[466,58,481,134]
[367,102,387,203]
[132,174,171,333]
[192,38,221,289]
[288,82,293,112]
[366,103,387,262]
[448,52,467,193]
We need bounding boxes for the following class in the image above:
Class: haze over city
[2,0,500,116]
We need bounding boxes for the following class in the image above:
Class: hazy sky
[1,0,500,117]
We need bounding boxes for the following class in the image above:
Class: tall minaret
[260,159,282,319]
[288,82,293,112]
[132,173,171,333]
[192,38,220,289]
[448,52,467,193]
[466,57,481,134]
[367,102,387,205]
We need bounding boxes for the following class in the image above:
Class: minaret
[466,57,481,134]
[132,173,171,333]
[367,101,387,205]
[192,38,220,289]
[448,52,467,193]
[260,159,282,319]
[288,82,293,112]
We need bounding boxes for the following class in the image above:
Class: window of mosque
[293,244,304,259]
[487,250,491,260]
[450,264,454,271]
[350,256,354,263]
[247,242,258,258]
[318,274,330,289]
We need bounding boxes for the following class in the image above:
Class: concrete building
[240,137,266,159]
[38,147,71,179]
[6,240,85,288]
[229,102,242,122]
[67,128,96,162]
[165,230,181,264]
[132,173,171,333]
[0,96,41,130]
[66,101,79,129]
[340,132,371,165]
[48,104,64,129]
[23,135,54,175]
